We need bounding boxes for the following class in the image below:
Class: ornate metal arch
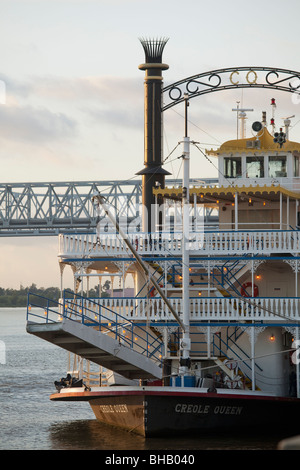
[162,66,300,111]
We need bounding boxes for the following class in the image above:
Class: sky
[1,0,300,289]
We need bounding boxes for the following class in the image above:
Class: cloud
[83,105,143,130]
[0,104,77,144]
[1,73,142,104]
[0,73,144,134]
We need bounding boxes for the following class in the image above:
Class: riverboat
[26,39,300,437]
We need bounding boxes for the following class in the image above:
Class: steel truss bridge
[0,179,217,237]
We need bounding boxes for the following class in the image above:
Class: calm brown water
[0,308,294,451]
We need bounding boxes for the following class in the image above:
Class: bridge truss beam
[0,179,217,236]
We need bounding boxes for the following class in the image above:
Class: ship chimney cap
[139,37,169,63]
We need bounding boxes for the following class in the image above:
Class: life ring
[241,282,258,297]
[149,287,156,297]
[149,284,163,297]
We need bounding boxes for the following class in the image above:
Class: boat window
[224,156,241,178]
[246,156,264,178]
[268,155,287,178]
[294,155,299,177]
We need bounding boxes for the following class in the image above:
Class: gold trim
[138,63,169,71]
[246,70,257,84]
[230,70,239,85]
[145,76,163,80]
[153,184,300,201]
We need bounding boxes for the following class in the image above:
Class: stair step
[27,318,162,381]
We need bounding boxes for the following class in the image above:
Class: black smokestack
[137,37,170,232]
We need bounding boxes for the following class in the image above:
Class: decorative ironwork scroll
[162,67,300,111]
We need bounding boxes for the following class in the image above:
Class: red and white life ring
[241,282,259,298]
[149,287,156,297]
[149,284,163,297]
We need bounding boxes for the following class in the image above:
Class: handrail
[27,291,164,365]
[26,292,62,323]
[58,229,300,257]
[64,295,300,322]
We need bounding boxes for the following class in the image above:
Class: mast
[179,94,191,379]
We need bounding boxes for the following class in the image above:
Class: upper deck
[59,229,300,260]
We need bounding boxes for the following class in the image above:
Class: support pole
[251,326,255,391]
[180,94,191,377]
[280,192,283,229]
[235,192,238,230]
[297,327,300,398]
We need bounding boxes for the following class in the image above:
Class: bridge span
[0,179,217,236]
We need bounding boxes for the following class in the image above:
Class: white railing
[58,229,300,257]
[63,296,300,323]
[219,177,300,190]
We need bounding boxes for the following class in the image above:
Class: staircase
[213,331,262,391]
[26,293,163,381]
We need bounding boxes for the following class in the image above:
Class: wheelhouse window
[224,156,241,178]
[269,155,287,178]
[294,155,299,176]
[246,156,264,178]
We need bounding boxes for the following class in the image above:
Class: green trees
[0,284,61,307]
[0,281,112,307]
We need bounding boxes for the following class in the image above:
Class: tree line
[0,281,111,307]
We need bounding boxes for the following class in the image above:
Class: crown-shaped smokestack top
[139,37,169,63]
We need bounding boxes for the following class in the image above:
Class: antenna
[281,115,295,140]
[270,98,276,135]
[232,102,254,139]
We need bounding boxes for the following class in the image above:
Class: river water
[0,308,296,452]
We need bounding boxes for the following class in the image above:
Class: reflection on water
[50,419,145,450]
[49,419,283,451]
